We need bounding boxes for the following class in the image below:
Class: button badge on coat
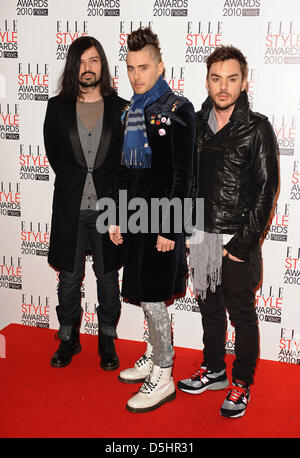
[158,128,166,136]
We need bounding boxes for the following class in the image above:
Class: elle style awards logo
[172,270,200,314]
[0,181,21,217]
[284,246,300,287]
[174,272,200,314]
[16,0,48,16]
[185,21,223,64]
[20,221,50,257]
[152,0,188,17]
[21,294,50,328]
[18,63,49,101]
[86,0,120,17]
[0,19,18,59]
[264,21,300,65]
[278,328,300,364]
[263,202,289,243]
[19,144,50,181]
[222,0,260,17]
[255,285,283,324]
[272,114,297,156]
[0,256,22,290]
[82,302,98,335]
[0,103,19,140]
[56,21,88,60]
[174,295,200,314]
[165,66,185,96]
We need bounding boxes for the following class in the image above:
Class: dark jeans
[57,210,121,337]
[198,246,261,385]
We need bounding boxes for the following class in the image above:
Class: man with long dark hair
[110,27,195,413]
[44,36,127,371]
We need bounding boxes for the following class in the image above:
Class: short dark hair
[127,26,163,62]
[59,36,116,101]
[206,45,248,80]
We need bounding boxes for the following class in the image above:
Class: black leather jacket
[194,90,279,261]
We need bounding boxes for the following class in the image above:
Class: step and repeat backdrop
[1,0,300,364]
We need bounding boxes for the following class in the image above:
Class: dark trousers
[198,246,261,385]
[57,210,121,337]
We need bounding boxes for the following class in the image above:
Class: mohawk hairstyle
[127,26,163,62]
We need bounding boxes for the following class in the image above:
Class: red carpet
[0,324,299,439]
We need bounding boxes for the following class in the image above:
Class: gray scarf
[189,230,223,300]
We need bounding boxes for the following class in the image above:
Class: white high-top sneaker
[126,364,176,413]
[118,342,153,384]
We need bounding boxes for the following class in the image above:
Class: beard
[79,72,101,88]
[210,86,243,112]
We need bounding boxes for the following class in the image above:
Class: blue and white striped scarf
[121,76,169,168]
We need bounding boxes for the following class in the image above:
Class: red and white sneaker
[177,366,229,394]
[220,383,250,418]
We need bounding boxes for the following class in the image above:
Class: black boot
[50,308,82,368]
[98,332,120,371]
[96,305,120,371]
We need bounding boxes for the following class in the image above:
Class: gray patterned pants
[141,301,174,368]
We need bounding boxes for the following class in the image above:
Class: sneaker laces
[226,385,248,403]
[191,366,207,381]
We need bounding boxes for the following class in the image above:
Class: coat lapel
[94,96,113,170]
[67,101,87,168]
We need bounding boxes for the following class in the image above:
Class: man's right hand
[109,225,123,245]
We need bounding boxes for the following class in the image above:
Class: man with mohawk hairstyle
[110,27,195,413]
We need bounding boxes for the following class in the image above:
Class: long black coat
[43,93,128,272]
[116,89,195,303]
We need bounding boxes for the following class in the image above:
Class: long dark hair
[58,36,116,101]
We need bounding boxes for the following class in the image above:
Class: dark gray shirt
[76,100,103,210]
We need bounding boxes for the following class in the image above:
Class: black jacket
[43,93,128,272]
[194,90,279,261]
[116,89,195,302]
